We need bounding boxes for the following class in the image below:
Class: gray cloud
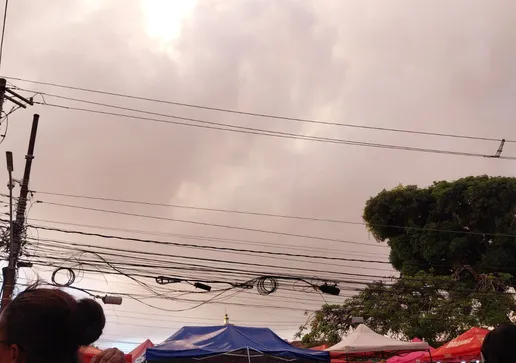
[2,0,516,348]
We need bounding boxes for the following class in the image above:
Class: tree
[299,176,516,346]
[298,272,516,347]
[363,176,516,281]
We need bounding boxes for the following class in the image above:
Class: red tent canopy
[129,339,154,362]
[426,328,489,362]
[79,346,132,363]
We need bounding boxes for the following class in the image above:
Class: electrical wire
[25,224,516,277]
[26,223,391,264]
[25,247,373,298]
[24,217,390,260]
[27,240,512,296]
[26,232,392,274]
[26,237,395,279]
[30,191,516,239]
[33,200,388,249]
[0,0,8,68]
[7,77,514,143]
[0,110,8,145]
[37,102,516,160]
[35,262,516,315]
[55,282,311,312]
[31,190,372,225]
[51,266,76,286]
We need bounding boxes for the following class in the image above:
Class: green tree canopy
[363,176,516,280]
[298,273,515,347]
[299,176,516,347]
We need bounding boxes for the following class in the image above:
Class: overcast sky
[1,0,516,352]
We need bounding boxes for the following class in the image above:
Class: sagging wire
[48,268,238,313]
[53,250,166,298]
[34,241,343,297]
[23,237,344,313]
[39,249,233,306]
[26,239,350,294]
[128,288,235,313]
[0,110,8,145]
[50,266,122,305]
[156,274,340,296]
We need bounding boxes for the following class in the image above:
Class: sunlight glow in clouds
[140,0,197,43]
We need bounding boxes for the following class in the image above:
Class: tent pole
[247,347,251,363]
[427,349,433,363]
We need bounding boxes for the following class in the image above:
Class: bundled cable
[255,276,278,295]
[51,267,76,287]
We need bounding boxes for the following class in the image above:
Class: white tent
[326,324,430,354]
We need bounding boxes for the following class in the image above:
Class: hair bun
[75,298,106,346]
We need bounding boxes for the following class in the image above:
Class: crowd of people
[0,283,514,363]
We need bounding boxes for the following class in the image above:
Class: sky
[0,0,516,352]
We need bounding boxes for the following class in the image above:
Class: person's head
[0,285,106,363]
[481,324,516,363]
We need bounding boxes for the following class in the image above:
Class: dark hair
[481,324,516,363]
[1,286,106,363]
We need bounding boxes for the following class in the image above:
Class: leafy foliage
[299,176,516,347]
[363,176,516,280]
[298,273,516,347]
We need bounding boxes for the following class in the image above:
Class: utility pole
[1,114,39,310]
[0,78,6,118]
[0,77,33,118]
[5,151,13,268]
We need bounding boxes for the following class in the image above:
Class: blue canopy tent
[146,325,329,363]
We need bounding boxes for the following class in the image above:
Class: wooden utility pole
[1,114,39,310]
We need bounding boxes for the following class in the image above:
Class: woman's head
[0,286,106,363]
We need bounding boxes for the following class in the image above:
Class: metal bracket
[486,139,505,158]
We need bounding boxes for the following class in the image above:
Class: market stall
[130,340,155,363]
[423,328,489,362]
[146,325,330,363]
[326,325,430,361]
[387,339,434,363]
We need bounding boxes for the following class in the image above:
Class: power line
[33,101,516,160]
[57,103,516,160]
[27,237,395,278]
[27,217,389,260]
[32,190,370,226]
[29,238,511,294]
[7,76,514,143]
[0,0,9,68]
[28,268,319,313]
[27,222,391,264]
[26,237,395,279]
[34,258,515,312]
[26,244,380,296]
[30,190,516,239]
[33,200,389,249]
[26,220,516,275]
